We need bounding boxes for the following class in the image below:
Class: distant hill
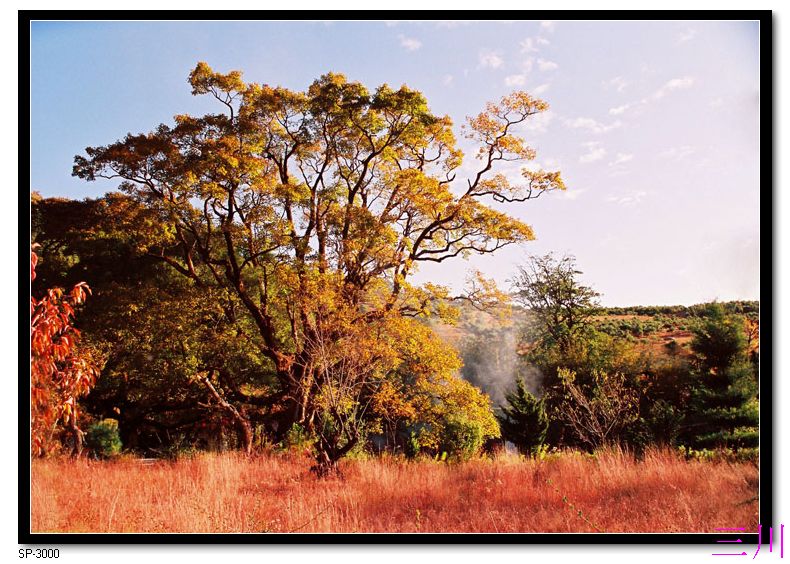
[428,299,759,407]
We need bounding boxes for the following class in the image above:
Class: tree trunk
[237,416,253,456]
[311,432,359,478]
[201,373,254,456]
[69,419,84,457]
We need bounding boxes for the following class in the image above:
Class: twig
[545,477,605,533]
[287,504,333,533]
[107,491,120,532]
[488,510,500,533]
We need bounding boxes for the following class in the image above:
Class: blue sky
[29,19,761,306]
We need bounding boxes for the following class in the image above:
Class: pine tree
[498,378,549,455]
[682,304,759,451]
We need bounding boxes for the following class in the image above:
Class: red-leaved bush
[30,246,98,456]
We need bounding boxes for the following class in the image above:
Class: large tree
[33,193,277,456]
[73,62,564,470]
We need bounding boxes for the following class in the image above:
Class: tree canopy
[72,62,564,470]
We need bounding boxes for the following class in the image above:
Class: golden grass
[30,448,758,533]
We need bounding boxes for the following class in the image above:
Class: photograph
[24,14,767,540]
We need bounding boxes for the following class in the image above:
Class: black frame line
[19,8,773,546]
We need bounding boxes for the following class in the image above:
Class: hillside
[430,300,760,407]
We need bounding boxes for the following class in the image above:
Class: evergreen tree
[690,304,748,373]
[498,378,549,455]
[682,304,759,451]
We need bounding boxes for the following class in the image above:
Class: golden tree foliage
[73,62,562,467]
[370,318,500,452]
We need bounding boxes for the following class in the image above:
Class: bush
[498,378,549,456]
[405,431,421,459]
[280,423,315,451]
[156,439,198,461]
[85,419,122,458]
[679,446,759,463]
[438,415,484,461]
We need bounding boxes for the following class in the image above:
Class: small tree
[512,254,600,354]
[85,418,122,458]
[30,247,99,456]
[683,363,759,451]
[306,315,396,475]
[498,378,548,455]
[438,414,485,461]
[556,368,638,451]
[690,304,748,373]
[682,305,758,451]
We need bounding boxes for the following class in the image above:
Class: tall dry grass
[30,448,758,533]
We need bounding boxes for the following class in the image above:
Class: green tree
[682,305,758,451]
[498,378,549,455]
[690,304,748,373]
[85,419,123,458]
[513,254,600,354]
[513,254,645,449]
[33,193,276,456]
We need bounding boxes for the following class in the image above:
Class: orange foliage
[30,247,98,456]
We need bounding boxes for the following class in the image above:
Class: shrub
[281,423,315,451]
[85,419,122,458]
[498,378,549,456]
[405,431,421,459]
[438,415,484,461]
[158,441,198,461]
[646,399,683,446]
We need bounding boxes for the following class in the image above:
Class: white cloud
[556,187,587,201]
[537,58,559,72]
[442,74,454,86]
[398,34,422,51]
[603,76,695,118]
[659,145,695,159]
[564,117,622,134]
[654,76,695,99]
[579,141,606,164]
[710,97,725,109]
[520,36,550,53]
[384,21,399,27]
[533,83,550,95]
[520,37,539,53]
[604,76,629,93]
[677,27,697,43]
[522,110,555,133]
[504,74,527,87]
[607,190,647,206]
[519,58,535,73]
[435,20,474,29]
[540,21,556,33]
[610,153,633,166]
[543,157,560,169]
[478,50,504,69]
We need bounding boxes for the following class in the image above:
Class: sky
[29,19,761,306]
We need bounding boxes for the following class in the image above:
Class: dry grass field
[30,448,758,534]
